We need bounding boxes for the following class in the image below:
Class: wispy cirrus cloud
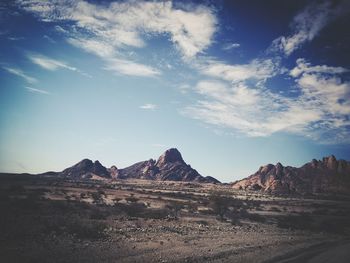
[24,86,49,95]
[67,38,116,58]
[15,0,350,144]
[178,83,191,94]
[183,80,289,137]
[43,35,56,43]
[184,59,350,143]
[197,58,280,83]
[27,53,91,77]
[139,104,158,110]
[105,59,160,77]
[183,1,350,143]
[28,54,77,71]
[67,37,160,77]
[271,0,348,56]
[222,43,240,51]
[7,36,25,41]
[17,0,217,77]
[2,66,37,83]
[290,58,348,77]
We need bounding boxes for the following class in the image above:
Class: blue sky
[0,0,349,182]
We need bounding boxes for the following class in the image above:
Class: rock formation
[55,148,220,183]
[231,155,350,194]
[118,148,220,183]
[61,159,110,179]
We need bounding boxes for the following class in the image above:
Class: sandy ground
[1,174,350,262]
[264,240,350,263]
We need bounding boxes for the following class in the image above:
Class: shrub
[91,191,104,205]
[209,193,233,221]
[165,202,183,219]
[112,197,122,205]
[125,196,139,203]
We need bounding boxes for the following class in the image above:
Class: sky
[0,0,350,182]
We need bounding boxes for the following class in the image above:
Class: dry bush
[125,196,139,203]
[165,201,183,219]
[209,193,235,221]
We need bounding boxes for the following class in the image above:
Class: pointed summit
[117,148,220,183]
[156,148,185,167]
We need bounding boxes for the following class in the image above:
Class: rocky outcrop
[117,159,158,180]
[56,148,220,183]
[118,148,220,183]
[108,165,119,178]
[231,156,350,194]
[61,159,110,179]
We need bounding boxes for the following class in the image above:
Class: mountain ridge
[231,155,350,194]
[54,148,220,184]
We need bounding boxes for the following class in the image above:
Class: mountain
[117,148,220,183]
[61,159,110,179]
[231,155,350,194]
[53,148,220,183]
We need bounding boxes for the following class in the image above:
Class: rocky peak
[94,160,102,166]
[323,155,337,170]
[258,164,275,174]
[109,165,119,178]
[310,159,319,168]
[75,159,94,169]
[156,148,185,167]
[62,158,110,178]
[232,155,350,194]
[276,162,283,169]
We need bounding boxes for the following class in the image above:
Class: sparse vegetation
[1,174,350,262]
[209,193,233,221]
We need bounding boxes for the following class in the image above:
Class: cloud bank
[17,0,350,144]
[18,0,217,76]
[184,0,350,143]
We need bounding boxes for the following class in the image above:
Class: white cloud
[105,58,160,77]
[184,59,350,143]
[297,73,350,116]
[139,103,157,110]
[16,0,350,144]
[272,1,346,56]
[222,43,240,50]
[2,66,37,83]
[27,53,91,77]
[198,58,279,83]
[178,83,191,94]
[180,1,350,143]
[7,36,25,41]
[67,38,158,77]
[67,38,115,58]
[43,34,55,43]
[184,80,289,137]
[28,54,77,71]
[17,0,217,78]
[290,58,348,77]
[54,25,67,34]
[24,86,49,94]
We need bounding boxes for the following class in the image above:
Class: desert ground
[1,174,350,263]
